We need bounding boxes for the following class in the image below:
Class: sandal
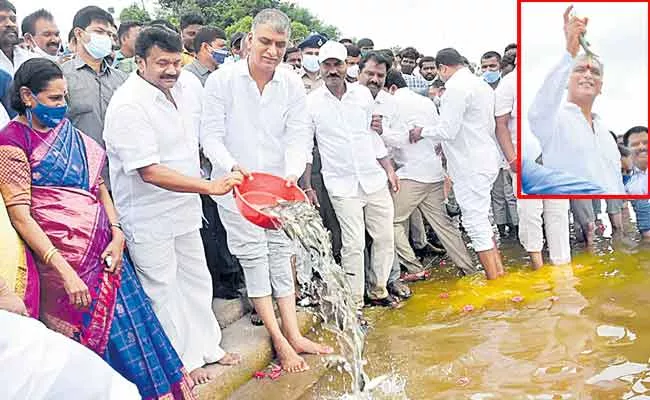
[365,295,400,309]
[400,270,430,283]
[250,311,264,326]
[387,281,412,299]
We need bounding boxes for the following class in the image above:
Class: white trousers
[0,310,140,400]
[218,205,295,299]
[329,185,394,306]
[518,198,571,265]
[127,230,224,371]
[453,171,499,252]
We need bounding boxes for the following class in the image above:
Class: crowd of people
[0,1,647,399]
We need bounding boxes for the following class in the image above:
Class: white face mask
[302,54,320,73]
[83,32,113,60]
[32,45,59,62]
[346,64,359,79]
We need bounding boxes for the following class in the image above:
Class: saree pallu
[0,195,39,317]
[0,120,194,400]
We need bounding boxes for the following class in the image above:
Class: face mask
[28,95,67,128]
[302,54,320,73]
[32,45,59,62]
[83,31,113,60]
[212,48,229,65]
[346,64,359,79]
[482,70,501,84]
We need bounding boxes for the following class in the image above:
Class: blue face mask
[28,95,67,128]
[212,48,229,65]
[482,70,501,84]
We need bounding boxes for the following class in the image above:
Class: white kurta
[103,71,224,371]
[200,59,312,298]
[527,52,624,194]
[0,310,140,400]
[421,67,501,251]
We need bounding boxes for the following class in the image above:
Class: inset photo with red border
[516,0,649,200]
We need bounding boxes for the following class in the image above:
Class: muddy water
[303,232,650,399]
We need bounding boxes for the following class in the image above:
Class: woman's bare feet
[289,335,334,355]
[274,338,310,373]
[217,352,241,366]
[189,367,213,386]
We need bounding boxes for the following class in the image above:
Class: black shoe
[508,224,519,240]
[497,224,508,238]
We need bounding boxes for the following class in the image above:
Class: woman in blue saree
[0,58,194,399]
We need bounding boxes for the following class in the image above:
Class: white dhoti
[453,171,499,252]
[127,230,224,371]
[0,310,140,400]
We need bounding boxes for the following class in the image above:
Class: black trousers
[199,195,245,299]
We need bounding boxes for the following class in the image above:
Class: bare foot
[217,352,241,366]
[189,367,213,385]
[275,339,309,373]
[289,335,334,355]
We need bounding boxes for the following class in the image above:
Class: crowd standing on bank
[0,2,647,399]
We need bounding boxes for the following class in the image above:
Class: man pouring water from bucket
[200,8,333,373]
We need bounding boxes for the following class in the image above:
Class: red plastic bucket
[233,172,308,230]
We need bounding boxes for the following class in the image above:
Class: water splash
[264,201,371,394]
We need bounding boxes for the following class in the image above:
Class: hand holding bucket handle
[210,170,245,195]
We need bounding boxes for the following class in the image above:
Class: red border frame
[516,0,650,200]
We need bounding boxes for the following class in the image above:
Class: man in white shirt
[495,67,571,268]
[200,9,333,374]
[103,27,242,385]
[21,9,62,63]
[527,6,624,194]
[0,1,34,76]
[367,66,477,281]
[307,40,400,308]
[409,47,504,280]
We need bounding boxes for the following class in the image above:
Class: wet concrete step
[227,329,339,400]
[196,309,320,400]
[227,352,330,400]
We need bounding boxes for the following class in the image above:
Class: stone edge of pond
[197,308,319,400]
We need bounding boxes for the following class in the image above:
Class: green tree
[224,15,253,39]
[119,4,151,23]
[155,0,340,41]
[290,21,309,43]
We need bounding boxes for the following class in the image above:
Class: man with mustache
[526,6,624,194]
[21,9,61,62]
[307,41,400,309]
[62,6,127,190]
[104,26,244,385]
[0,1,34,76]
[418,56,437,83]
[200,9,333,373]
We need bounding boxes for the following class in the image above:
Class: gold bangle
[43,246,58,264]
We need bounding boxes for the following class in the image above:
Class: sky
[521,2,648,137]
[18,0,516,64]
